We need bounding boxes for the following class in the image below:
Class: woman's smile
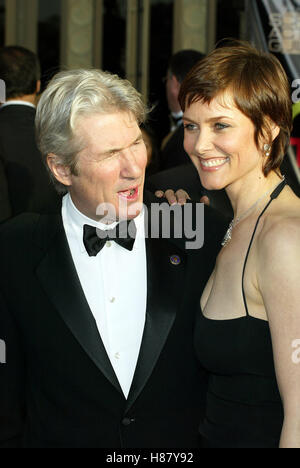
[200,157,230,171]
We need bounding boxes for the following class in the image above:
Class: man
[160,50,205,171]
[0,69,225,448]
[0,46,60,219]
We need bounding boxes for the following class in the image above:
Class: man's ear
[172,75,181,94]
[47,153,72,187]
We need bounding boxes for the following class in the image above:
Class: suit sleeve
[0,291,26,447]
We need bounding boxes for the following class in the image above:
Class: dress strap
[241,179,286,317]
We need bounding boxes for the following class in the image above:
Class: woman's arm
[258,218,300,448]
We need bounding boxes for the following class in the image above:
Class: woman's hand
[155,189,210,206]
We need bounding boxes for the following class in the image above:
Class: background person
[0,45,60,219]
[160,49,205,171]
[140,123,160,177]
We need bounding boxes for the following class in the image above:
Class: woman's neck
[225,170,283,219]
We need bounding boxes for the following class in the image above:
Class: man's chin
[117,200,144,221]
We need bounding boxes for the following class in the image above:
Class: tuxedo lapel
[125,235,186,412]
[35,215,123,395]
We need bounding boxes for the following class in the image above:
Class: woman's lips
[200,157,229,171]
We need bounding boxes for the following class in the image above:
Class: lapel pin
[170,255,181,266]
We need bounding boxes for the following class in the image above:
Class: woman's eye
[183,123,198,131]
[214,122,229,130]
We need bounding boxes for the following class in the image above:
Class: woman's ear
[260,119,280,153]
[271,123,280,142]
[47,153,72,187]
[264,117,280,143]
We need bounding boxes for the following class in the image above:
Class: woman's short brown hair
[178,40,293,176]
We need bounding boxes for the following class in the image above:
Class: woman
[176,41,300,448]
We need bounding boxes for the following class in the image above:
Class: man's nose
[120,148,145,178]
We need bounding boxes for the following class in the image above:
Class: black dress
[195,180,286,448]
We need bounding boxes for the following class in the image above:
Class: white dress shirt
[170,110,183,131]
[62,193,147,398]
[0,100,36,109]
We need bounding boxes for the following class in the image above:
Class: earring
[264,144,271,157]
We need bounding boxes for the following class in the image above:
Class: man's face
[62,112,147,222]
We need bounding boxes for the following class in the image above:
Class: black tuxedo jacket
[0,105,61,218]
[0,194,226,448]
[160,124,190,171]
[0,157,11,222]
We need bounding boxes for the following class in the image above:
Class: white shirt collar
[1,100,36,109]
[62,193,145,254]
[171,110,183,119]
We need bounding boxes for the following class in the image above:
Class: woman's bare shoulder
[258,192,300,258]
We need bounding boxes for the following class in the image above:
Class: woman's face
[183,92,266,191]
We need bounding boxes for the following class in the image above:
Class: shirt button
[110,297,115,303]
[106,241,112,248]
[114,352,120,360]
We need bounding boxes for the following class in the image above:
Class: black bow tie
[83,220,137,257]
